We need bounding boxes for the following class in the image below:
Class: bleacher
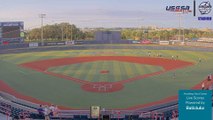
[0,91,182,120]
[1,87,213,120]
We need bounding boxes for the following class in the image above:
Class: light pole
[71,24,73,41]
[176,10,189,44]
[61,26,64,41]
[39,14,46,46]
[178,13,181,41]
[179,13,185,44]
[138,18,144,40]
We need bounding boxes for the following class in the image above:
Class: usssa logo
[166,6,192,12]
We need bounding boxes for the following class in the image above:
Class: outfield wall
[0,45,213,54]
[186,42,213,48]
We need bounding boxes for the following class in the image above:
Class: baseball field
[0,48,213,109]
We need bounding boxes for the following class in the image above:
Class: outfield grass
[0,49,213,109]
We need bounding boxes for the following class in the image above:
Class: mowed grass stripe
[113,61,122,81]
[78,62,90,80]
[65,64,77,76]
[62,65,73,76]
[90,61,100,82]
[146,64,162,73]
[124,62,134,78]
[68,64,82,76]
[135,64,147,76]
[101,61,108,82]
[101,61,109,82]
[93,61,102,82]
[73,62,87,79]
[119,62,128,80]
[143,65,156,74]
[97,61,105,82]
[131,63,141,76]
[89,62,97,82]
[108,61,115,82]
[82,62,94,81]
[85,61,96,82]
[128,62,138,78]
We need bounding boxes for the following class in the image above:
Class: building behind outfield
[75,31,131,44]
[95,31,121,43]
[75,31,130,44]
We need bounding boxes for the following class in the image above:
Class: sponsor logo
[166,6,192,12]
[198,17,212,20]
[197,1,212,21]
[198,1,212,15]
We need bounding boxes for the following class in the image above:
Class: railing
[2,89,213,119]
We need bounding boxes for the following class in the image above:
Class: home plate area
[81,82,124,93]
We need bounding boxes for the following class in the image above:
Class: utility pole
[138,18,144,40]
[39,14,46,46]
[178,13,181,41]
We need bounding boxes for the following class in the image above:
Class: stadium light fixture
[137,18,144,40]
[175,10,190,44]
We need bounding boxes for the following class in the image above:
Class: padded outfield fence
[1,44,213,54]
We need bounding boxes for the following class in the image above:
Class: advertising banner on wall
[29,42,39,48]
[179,90,212,120]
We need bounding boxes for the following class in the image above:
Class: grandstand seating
[1,92,213,120]
[2,89,213,120]
[0,91,182,120]
[0,113,11,120]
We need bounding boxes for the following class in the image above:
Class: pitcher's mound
[100,70,109,74]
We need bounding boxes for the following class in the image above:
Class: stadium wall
[186,42,213,48]
[95,31,121,41]
[1,45,213,54]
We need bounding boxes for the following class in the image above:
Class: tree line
[26,22,213,42]
[121,28,213,41]
[26,23,94,42]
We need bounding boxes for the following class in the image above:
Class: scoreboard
[0,22,24,44]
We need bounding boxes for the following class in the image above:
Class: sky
[0,0,212,29]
